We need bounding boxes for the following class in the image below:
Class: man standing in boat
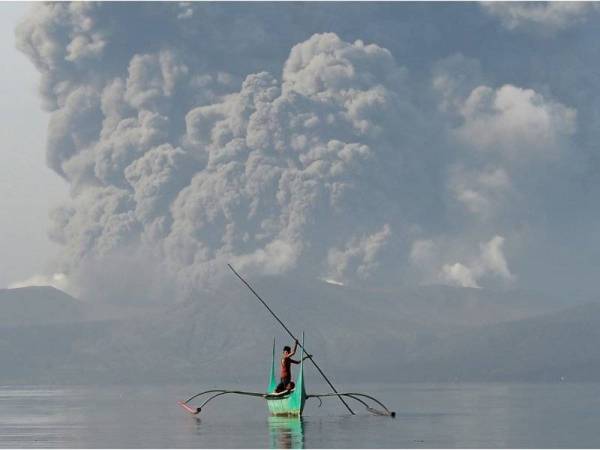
[276,339,310,393]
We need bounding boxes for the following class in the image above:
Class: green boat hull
[266,334,306,416]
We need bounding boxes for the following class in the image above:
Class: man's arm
[288,339,299,357]
[290,354,312,364]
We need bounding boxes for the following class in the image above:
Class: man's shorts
[275,377,293,392]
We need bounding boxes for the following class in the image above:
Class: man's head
[283,345,291,355]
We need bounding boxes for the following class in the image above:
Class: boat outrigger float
[178,265,395,418]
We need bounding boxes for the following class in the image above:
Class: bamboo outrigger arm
[179,389,395,418]
[183,389,266,404]
[179,389,268,414]
[306,392,396,417]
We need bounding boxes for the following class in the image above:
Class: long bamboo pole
[227,264,355,415]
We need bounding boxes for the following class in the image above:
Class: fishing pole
[227,263,355,415]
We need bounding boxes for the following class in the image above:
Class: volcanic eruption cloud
[16,3,581,303]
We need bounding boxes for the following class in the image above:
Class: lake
[0,382,599,448]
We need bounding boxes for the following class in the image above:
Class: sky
[4,2,600,303]
[0,2,67,289]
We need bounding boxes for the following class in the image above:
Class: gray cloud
[454,84,576,160]
[481,2,597,33]
[16,3,598,301]
[163,33,422,290]
[447,165,512,221]
[410,235,513,289]
[326,224,391,283]
[16,5,428,299]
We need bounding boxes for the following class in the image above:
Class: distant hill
[0,286,85,326]
[248,275,563,327]
[397,302,600,382]
[0,279,597,384]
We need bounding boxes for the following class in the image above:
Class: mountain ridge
[0,281,597,384]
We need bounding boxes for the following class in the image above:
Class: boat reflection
[268,416,304,449]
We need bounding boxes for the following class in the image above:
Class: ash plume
[16,3,580,302]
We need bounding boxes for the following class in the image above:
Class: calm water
[0,382,599,448]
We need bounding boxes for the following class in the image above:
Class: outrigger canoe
[178,265,395,418]
[178,334,394,418]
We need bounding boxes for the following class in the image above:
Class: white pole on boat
[227,263,356,415]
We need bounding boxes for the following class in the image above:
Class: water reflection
[268,416,304,449]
